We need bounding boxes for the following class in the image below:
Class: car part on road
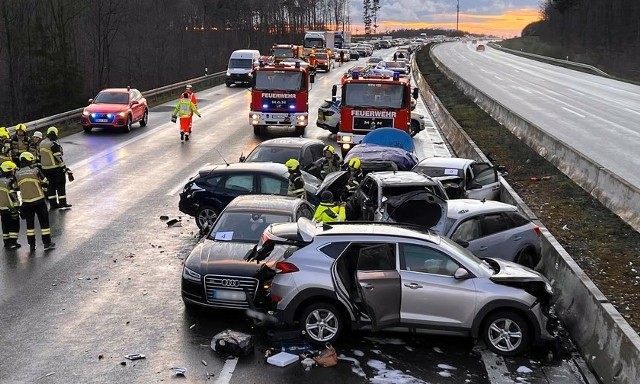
[171,367,187,376]
[267,351,299,367]
[124,353,146,360]
[211,329,255,357]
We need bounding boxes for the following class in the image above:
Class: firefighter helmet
[47,126,59,136]
[0,127,9,139]
[323,145,335,154]
[19,152,35,162]
[348,158,361,169]
[15,123,27,132]
[285,158,300,171]
[1,161,17,173]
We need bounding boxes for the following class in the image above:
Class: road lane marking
[213,358,238,384]
[568,88,585,96]
[479,348,512,384]
[494,75,504,81]
[624,107,640,116]
[167,163,211,196]
[561,106,586,118]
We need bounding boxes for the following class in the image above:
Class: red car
[81,88,148,133]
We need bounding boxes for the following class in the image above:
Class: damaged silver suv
[247,218,558,356]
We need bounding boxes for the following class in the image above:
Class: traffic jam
[174,32,568,382]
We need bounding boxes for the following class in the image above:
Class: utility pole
[456,0,460,32]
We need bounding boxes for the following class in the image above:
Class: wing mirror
[239,152,246,162]
[454,268,470,280]
[88,98,94,103]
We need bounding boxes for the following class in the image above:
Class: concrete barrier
[412,51,640,384]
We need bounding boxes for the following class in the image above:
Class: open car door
[468,163,500,200]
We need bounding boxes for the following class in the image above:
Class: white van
[225,49,261,87]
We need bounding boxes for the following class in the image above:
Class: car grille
[353,117,394,132]
[89,113,116,124]
[203,274,258,309]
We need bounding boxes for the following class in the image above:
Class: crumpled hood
[185,239,286,277]
[383,190,447,234]
[487,258,549,283]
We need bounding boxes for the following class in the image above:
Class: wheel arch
[281,288,352,329]
[472,300,540,340]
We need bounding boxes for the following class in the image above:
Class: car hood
[315,170,350,199]
[383,190,447,233]
[487,258,548,283]
[84,104,129,113]
[185,239,287,276]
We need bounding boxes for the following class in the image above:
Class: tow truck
[249,60,315,136]
[332,69,418,156]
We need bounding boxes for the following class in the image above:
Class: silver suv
[247,218,558,356]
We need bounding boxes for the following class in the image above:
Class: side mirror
[497,165,507,174]
[454,268,470,280]
[239,153,246,162]
[88,98,94,103]
[454,239,469,248]
[412,87,419,99]
[130,100,139,106]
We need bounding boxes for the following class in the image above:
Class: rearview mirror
[454,268,470,280]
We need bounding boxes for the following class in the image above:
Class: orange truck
[333,69,419,156]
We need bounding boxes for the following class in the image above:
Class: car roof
[446,199,517,220]
[253,137,324,149]
[100,88,133,94]
[368,171,437,186]
[316,221,441,243]
[201,162,288,177]
[416,157,475,169]
[225,195,305,212]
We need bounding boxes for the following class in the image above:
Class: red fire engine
[250,61,315,136]
[271,44,304,64]
[333,69,418,156]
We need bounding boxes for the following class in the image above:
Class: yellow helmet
[285,158,300,171]
[19,152,35,162]
[348,157,361,169]
[323,145,335,154]
[47,126,59,136]
[15,123,27,132]
[1,161,16,173]
[0,127,9,139]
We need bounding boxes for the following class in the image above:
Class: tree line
[0,0,350,124]
[522,0,640,79]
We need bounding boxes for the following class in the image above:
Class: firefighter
[10,123,29,163]
[339,50,345,66]
[185,84,198,131]
[172,92,201,141]
[28,131,43,167]
[345,157,364,195]
[0,161,21,248]
[0,128,12,164]
[313,191,346,223]
[309,47,317,68]
[40,127,72,209]
[313,145,342,179]
[15,152,55,251]
[285,158,307,200]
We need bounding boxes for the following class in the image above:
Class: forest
[521,0,640,80]
[0,0,350,123]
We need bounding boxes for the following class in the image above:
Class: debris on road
[201,359,208,366]
[98,354,104,360]
[266,351,298,367]
[166,218,182,227]
[124,353,146,361]
[171,367,187,376]
[313,344,338,367]
[160,215,169,220]
[211,330,255,358]
[190,323,196,329]
[433,347,444,354]
[44,372,56,377]
[120,361,126,366]
[301,357,315,371]
[517,366,533,373]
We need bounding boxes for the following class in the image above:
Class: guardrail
[18,71,227,134]
[487,42,610,77]
[418,45,640,384]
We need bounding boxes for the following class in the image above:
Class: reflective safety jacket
[10,134,29,161]
[39,138,65,170]
[15,166,47,203]
[0,139,12,163]
[314,155,342,179]
[313,202,346,223]
[287,171,307,200]
[173,98,200,119]
[187,91,198,106]
[0,175,19,210]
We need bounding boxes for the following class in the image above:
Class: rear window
[319,242,349,259]
[415,166,463,178]
[504,211,530,227]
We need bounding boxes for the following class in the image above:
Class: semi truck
[249,61,315,136]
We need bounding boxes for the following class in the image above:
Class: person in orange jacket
[172,92,201,141]
[185,85,198,132]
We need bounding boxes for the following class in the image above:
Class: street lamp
[456,0,460,32]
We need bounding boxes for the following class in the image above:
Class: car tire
[410,120,421,137]
[195,206,219,230]
[83,126,92,133]
[139,109,148,127]
[481,311,532,356]
[295,126,305,137]
[516,248,540,269]
[253,125,264,136]
[124,115,132,133]
[300,302,343,345]
[225,82,231,87]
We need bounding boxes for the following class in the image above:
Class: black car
[241,138,325,170]
[181,195,315,310]
[178,162,321,229]
[348,49,360,60]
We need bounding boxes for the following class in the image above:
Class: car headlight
[545,282,553,295]
[82,110,90,116]
[296,115,307,121]
[226,71,231,76]
[118,111,127,118]
[182,266,202,282]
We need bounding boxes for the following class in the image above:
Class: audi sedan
[181,195,315,310]
[81,88,148,133]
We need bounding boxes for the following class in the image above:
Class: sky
[348,0,543,37]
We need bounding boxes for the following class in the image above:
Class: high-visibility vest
[39,138,65,170]
[287,173,306,200]
[15,166,45,203]
[0,176,18,210]
[174,99,199,118]
[313,203,345,223]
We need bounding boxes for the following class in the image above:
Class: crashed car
[247,218,558,355]
[413,157,501,200]
[181,195,314,310]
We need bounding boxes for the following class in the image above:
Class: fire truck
[333,69,419,156]
[249,61,315,136]
[271,44,304,64]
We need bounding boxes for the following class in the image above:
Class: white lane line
[624,107,640,116]
[494,75,504,81]
[517,87,533,95]
[167,163,211,196]
[213,358,238,384]
[568,88,585,96]
[479,348,512,384]
[561,106,586,118]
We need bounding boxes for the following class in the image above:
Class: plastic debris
[98,354,104,360]
[313,343,338,367]
[211,329,255,358]
[120,362,126,366]
[167,218,182,227]
[124,353,146,360]
[267,352,299,367]
[301,357,315,371]
[171,367,187,376]
[45,372,56,377]
[201,360,208,366]
[160,215,169,220]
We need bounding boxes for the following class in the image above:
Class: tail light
[275,261,299,274]
[271,294,283,302]
[533,224,542,237]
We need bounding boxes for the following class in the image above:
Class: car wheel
[300,302,343,345]
[83,126,92,133]
[516,248,540,269]
[482,311,532,356]
[410,120,421,137]
[139,109,148,127]
[124,115,132,133]
[225,82,231,87]
[196,206,219,230]
[295,126,305,137]
[253,125,264,136]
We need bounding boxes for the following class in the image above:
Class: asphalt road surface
[0,48,589,383]
[432,42,640,190]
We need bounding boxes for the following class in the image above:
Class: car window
[473,168,497,186]
[504,211,530,227]
[319,242,350,259]
[296,203,314,220]
[357,244,396,271]
[360,178,374,196]
[301,148,314,166]
[260,175,287,195]
[202,175,222,188]
[209,212,291,242]
[400,243,459,276]
[94,92,128,104]
[309,144,324,162]
[451,218,481,242]
[223,174,254,192]
[480,213,511,236]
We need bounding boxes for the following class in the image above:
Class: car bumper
[178,195,197,216]
[531,302,559,342]
[250,112,308,127]
[226,74,252,84]
[182,275,271,310]
[81,115,128,128]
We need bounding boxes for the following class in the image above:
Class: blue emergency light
[295,61,301,68]
[352,70,359,80]
[393,72,400,81]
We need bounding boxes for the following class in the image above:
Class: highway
[432,42,640,190]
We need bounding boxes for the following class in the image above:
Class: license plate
[234,81,243,84]
[212,289,246,301]
[95,119,109,123]
[269,114,287,120]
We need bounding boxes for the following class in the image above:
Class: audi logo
[216,279,239,287]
